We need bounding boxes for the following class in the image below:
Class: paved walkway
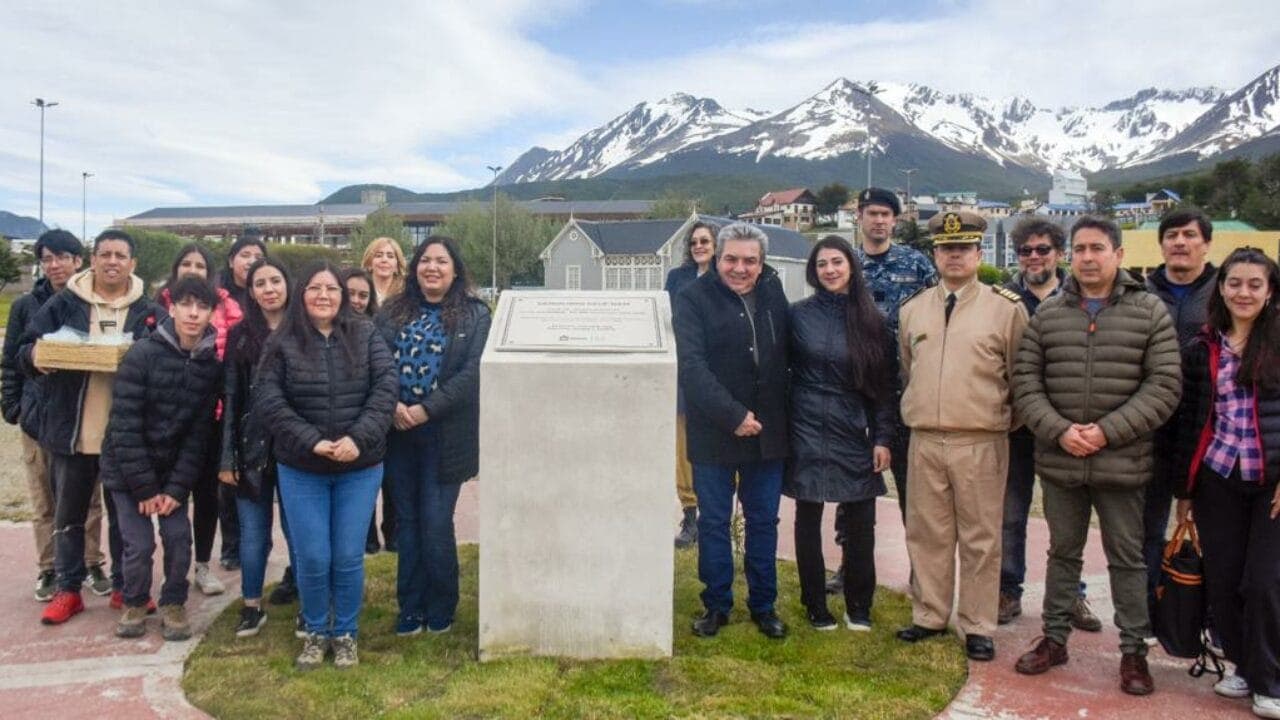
[0,486,1253,718]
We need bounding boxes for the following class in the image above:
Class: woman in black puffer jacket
[1171,248,1280,711]
[100,277,223,639]
[785,236,898,632]
[254,261,397,670]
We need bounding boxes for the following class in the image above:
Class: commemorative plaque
[495,295,665,352]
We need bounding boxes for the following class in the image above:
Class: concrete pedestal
[478,291,676,661]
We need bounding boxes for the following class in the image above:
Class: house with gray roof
[540,213,813,301]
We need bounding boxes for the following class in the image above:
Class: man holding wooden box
[17,229,161,626]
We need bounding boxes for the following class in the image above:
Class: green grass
[184,546,967,719]
[0,293,13,327]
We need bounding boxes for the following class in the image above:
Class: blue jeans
[236,487,297,601]
[1001,432,1085,600]
[693,459,783,615]
[387,425,463,630]
[277,462,382,637]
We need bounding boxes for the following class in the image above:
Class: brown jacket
[1012,270,1181,488]
[898,278,1028,434]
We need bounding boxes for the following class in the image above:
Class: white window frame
[565,264,581,290]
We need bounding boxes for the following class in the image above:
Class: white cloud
[1,0,591,233]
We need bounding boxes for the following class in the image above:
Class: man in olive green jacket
[1010,216,1181,697]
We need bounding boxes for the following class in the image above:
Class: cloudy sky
[2,0,1276,237]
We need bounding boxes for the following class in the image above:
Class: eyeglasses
[1017,245,1054,257]
[690,238,713,246]
[304,284,342,296]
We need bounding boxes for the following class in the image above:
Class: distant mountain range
[323,64,1280,210]
[0,211,48,240]
[494,63,1280,194]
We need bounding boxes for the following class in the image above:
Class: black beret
[856,187,901,215]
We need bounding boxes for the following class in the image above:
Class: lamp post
[900,168,917,217]
[81,172,93,241]
[865,136,874,187]
[486,165,502,295]
[32,98,59,225]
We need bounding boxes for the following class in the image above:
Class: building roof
[1114,202,1150,210]
[574,219,688,255]
[976,200,1010,209]
[1137,218,1258,232]
[124,198,656,224]
[1039,203,1090,212]
[699,215,811,261]
[758,188,814,206]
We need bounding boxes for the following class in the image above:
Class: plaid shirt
[1204,334,1263,481]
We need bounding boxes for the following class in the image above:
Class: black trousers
[50,452,122,592]
[192,424,239,564]
[795,498,876,617]
[1193,464,1280,697]
[367,467,398,547]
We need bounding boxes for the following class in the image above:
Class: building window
[603,254,663,290]
[565,265,581,290]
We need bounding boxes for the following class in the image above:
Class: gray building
[540,213,814,301]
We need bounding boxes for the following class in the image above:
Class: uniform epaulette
[900,285,928,306]
[993,286,1022,303]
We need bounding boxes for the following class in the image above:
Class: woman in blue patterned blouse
[376,236,492,636]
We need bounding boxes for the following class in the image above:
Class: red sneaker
[111,591,156,614]
[41,591,85,625]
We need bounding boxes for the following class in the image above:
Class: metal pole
[81,172,93,240]
[866,135,874,187]
[900,168,917,216]
[486,165,502,294]
[32,98,58,225]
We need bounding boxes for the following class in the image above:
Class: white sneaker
[1214,672,1250,698]
[193,562,226,596]
[843,612,872,632]
[1255,694,1280,719]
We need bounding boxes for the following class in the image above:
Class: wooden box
[33,339,132,373]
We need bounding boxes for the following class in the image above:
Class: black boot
[674,507,698,548]
[269,566,298,605]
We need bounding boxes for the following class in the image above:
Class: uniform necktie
[945,292,956,326]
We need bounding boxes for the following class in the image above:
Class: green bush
[978,263,1011,285]
[267,244,347,277]
[122,227,188,290]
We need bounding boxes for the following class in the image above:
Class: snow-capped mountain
[496,94,763,183]
[1138,65,1280,162]
[497,63,1280,188]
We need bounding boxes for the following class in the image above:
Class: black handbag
[1153,519,1205,658]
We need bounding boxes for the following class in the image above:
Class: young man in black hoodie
[17,229,161,625]
[2,230,111,601]
[101,276,223,640]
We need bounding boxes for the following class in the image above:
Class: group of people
[2,231,489,670]
[669,193,1279,717]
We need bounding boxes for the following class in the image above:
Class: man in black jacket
[17,229,160,625]
[673,222,790,640]
[1142,209,1217,617]
[2,230,110,601]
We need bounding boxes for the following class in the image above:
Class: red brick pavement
[0,485,1252,718]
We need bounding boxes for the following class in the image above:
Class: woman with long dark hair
[217,258,298,637]
[665,221,718,548]
[219,236,268,311]
[377,237,491,636]
[156,243,244,597]
[343,268,378,318]
[785,235,897,631]
[255,261,397,669]
[1172,248,1280,715]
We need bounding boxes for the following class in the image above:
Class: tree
[437,194,558,289]
[1240,153,1280,229]
[894,218,931,255]
[122,226,187,289]
[0,237,21,292]
[646,190,701,219]
[1090,189,1118,217]
[348,208,408,258]
[1207,157,1254,218]
[815,182,851,216]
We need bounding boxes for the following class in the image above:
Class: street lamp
[899,168,917,216]
[486,165,502,295]
[81,172,93,241]
[865,135,874,187]
[32,98,59,225]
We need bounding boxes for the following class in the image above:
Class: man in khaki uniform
[895,210,1028,662]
